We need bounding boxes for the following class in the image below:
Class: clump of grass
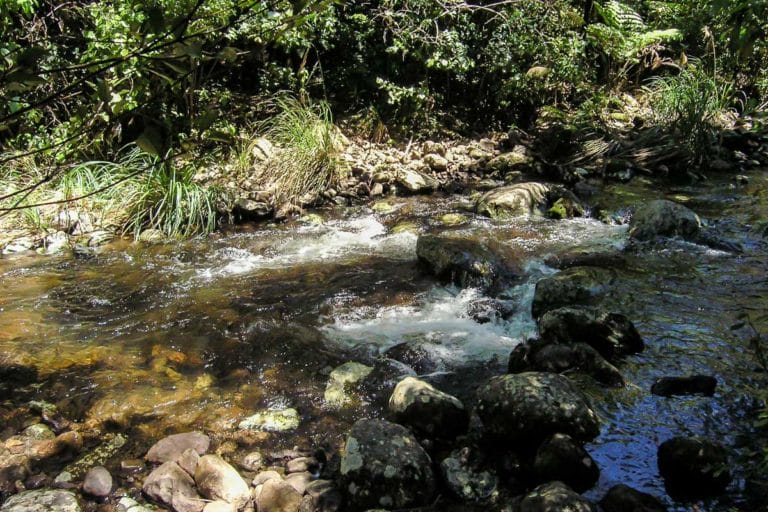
[644,61,734,163]
[119,162,220,239]
[251,96,344,206]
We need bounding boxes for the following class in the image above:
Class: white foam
[196,216,417,278]
[323,284,539,366]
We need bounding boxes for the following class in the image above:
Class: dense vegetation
[1,0,767,235]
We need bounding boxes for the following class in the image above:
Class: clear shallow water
[1,175,767,510]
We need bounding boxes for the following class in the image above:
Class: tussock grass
[0,146,220,239]
[644,62,734,162]
[250,97,344,206]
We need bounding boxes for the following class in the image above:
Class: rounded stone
[340,419,435,509]
[475,372,600,446]
[0,489,81,512]
[388,377,469,441]
[82,466,112,497]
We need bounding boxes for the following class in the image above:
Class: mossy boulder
[388,377,469,441]
[340,419,435,510]
[475,372,600,446]
[531,267,614,318]
[629,199,701,241]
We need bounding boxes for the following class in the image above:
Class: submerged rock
[0,489,81,512]
[145,432,210,464]
[629,199,700,241]
[388,377,469,441]
[512,481,596,512]
[384,343,437,374]
[324,361,373,408]
[657,437,731,499]
[238,408,300,432]
[533,434,599,492]
[531,267,614,318]
[475,372,600,446]
[300,479,342,512]
[340,419,435,509]
[537,306,644,360]
[416,234,517,293]
[651,375,717,397]
[599,484,667,512]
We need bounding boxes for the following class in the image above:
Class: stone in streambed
[239,408,300,432]
[142,461,204,512]
[256,479,302,512]
[599,484,667,512]
[440,448,498,502]
[340,419,434,509]
[416,234,518,293]
[395,168,438,194]
[657,436,731,499]
[475,372,600,446]
[512,481,596,512]
[532,434,599,492]
[194,454,251,509]
[0,489,81,512]
[388,377,468,441]
[145,432,210,464]
[651,375,717,397]
[508,339,624,386]
[324,361,373,408]
[537,306,644,360]
[82,465,112,497]
[384,343,436,374]
[629,199,700,241]
[531,267,614,319]
[299,479,342,512]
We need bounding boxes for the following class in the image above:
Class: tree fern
[588,1,681,62]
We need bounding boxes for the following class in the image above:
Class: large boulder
[537,306,644,360]
[475,183,582,220]
[143,461,204,512]
[388,377,469,441]
[508,339,624,386]
[657,436,731,499]
[194,455,251,510]
[599,484,667,512]
[475,373,600,446]
[145,432,210,464]
[629,200,701,241]
[416,234,518,293]
[531,267,614,319]
[395,168,438,194]
[533,434,599,492]
[0,489,81,512]
[339,419,435,509]
[512,481,596,512]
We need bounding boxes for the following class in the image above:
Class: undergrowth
[248,97,344,206]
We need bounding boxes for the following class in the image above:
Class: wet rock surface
[0,489,81,512]
[651,375,717,397]
[416,234,518,293]
[532,434,599,492]
[531,267,614,318]
[629,199,701,241]
[388,377,469,441]
[512,481,596,512]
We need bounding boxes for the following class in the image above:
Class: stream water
[1,172,767,510]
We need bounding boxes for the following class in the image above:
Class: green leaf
[136,127,163,156]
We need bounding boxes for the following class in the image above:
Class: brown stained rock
[256,479,302,512]
[145,432,210,464]
[194,454,250,509]
[143,461,204,512]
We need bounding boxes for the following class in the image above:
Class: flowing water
[1,173,767,510]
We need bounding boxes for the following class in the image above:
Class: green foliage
[587,1,682,78]
[645,62,734,162]
[250,97,343,206]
